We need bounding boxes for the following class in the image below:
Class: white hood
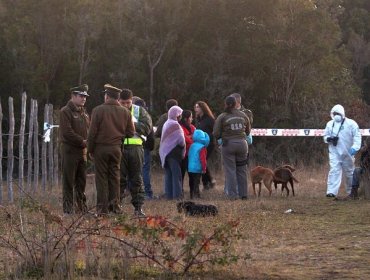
[330,104,345,120]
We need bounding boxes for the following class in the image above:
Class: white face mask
[333,115,342,122]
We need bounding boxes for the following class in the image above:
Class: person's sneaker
[326,193,336,198]
[134,208,146,218]
[241,196,248,200]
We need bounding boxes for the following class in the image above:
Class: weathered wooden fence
[0,93,59,204]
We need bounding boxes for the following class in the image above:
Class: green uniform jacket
[213,109,251,141]
[59,100,90,148]
[88,99,135,154]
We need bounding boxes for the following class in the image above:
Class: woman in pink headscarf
[159,106,186,199]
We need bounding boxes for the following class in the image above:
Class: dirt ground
[138,166,370,279]
[1,165,370,279]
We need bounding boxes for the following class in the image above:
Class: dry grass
[1,165,370,279]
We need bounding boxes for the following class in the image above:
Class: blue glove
[246,134,253,145]
[217,138,223,146]
[349,148,357,156]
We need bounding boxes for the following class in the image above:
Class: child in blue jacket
[188,129,210,199]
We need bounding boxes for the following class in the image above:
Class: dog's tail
[292,175,299,183]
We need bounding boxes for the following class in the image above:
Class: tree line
[0,0,370,165]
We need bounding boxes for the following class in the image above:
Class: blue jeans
[142,148,153,198]
[164,156,183,199]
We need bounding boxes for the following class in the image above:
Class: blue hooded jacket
[188,129,210,173]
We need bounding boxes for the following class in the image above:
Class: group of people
[60,84,151,216]
[156,93,253,201]
[59,82,365,217]
[59,83,253,216]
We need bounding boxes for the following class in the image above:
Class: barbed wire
[0,133,49,137]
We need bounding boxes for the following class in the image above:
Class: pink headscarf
[159,106,186,167]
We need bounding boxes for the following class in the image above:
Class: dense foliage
[0,0,370,164]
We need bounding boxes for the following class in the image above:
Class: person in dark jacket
[59,84,90,214]
[179,110,196,197]
[119,90,152,217]
[194,101,216,190]
[88,84,135,215]
[213,96,251,200]
[154,99,178,138]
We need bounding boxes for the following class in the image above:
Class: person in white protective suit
[323,104,362,197]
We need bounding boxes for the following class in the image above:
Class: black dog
[177,201,218,216]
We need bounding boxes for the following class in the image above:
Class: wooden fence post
[48,104,54,190]
[53,109,59,188]
[33,100,39,192]
[19,92,27,197]
[27,99,35,191]
[7,97,14,202]
[0,99,3,204]
[41,104,49,192]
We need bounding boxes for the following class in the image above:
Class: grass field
[1,165,370,279]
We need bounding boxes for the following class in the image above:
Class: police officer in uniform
[59,84,90,214]
[88,84,135,214]
[119,89,152,217]
[213,96,251,200]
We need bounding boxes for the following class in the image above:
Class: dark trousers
[189,172,201,199]
[120,145,145,209]
[94,144,122,214]
[61,144,87,214]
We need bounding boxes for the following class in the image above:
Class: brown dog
[251,166,275,196]
[273,165,299,196]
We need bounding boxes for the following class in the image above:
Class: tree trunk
[7,97,14,202]
[19,92,27,197]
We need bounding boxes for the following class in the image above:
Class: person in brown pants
[59,84,90,214]
[88,84,135,214]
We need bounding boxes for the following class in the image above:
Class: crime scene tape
[251,128,370,137]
